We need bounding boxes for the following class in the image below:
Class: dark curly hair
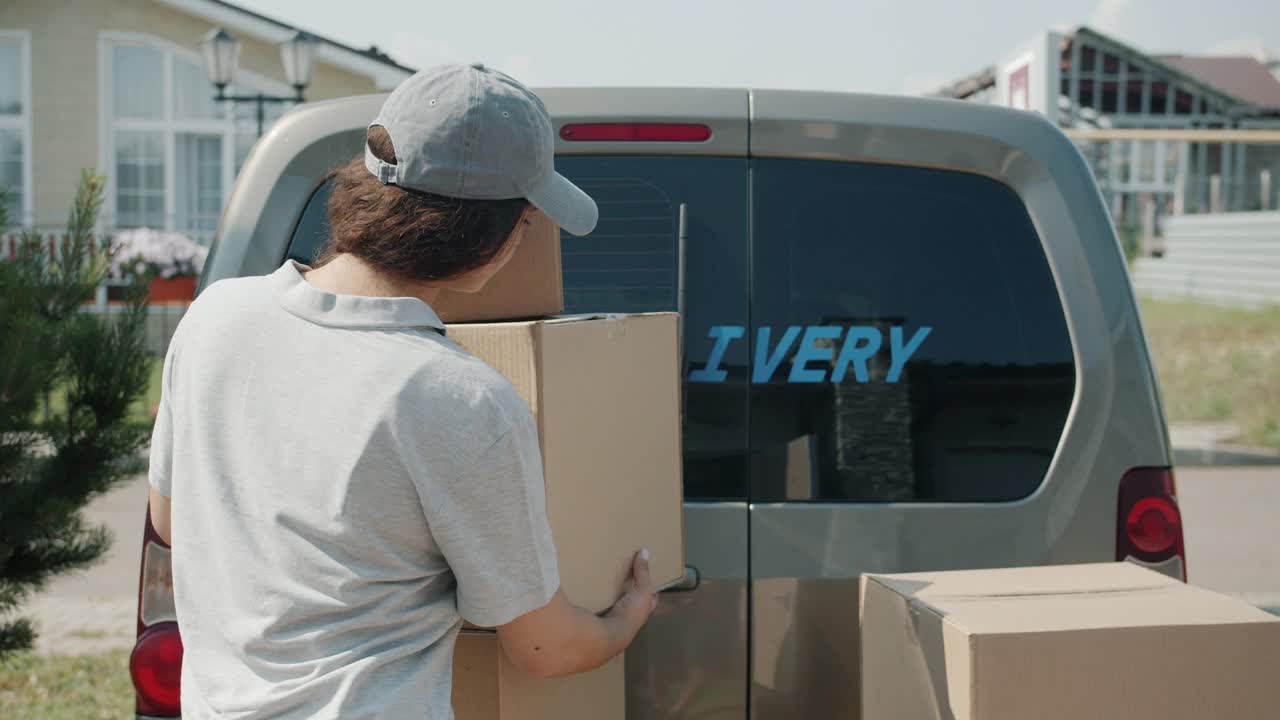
[315,125,530,282]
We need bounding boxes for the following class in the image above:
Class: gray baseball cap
[365,63,598,236]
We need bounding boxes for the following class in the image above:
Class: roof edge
[1072,25,1255,110]
[153,0,415,89]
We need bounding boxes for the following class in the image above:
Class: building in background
[0,0,412,244]
[938,27,1280,243]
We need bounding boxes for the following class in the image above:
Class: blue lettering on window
[831,326,881,383]
[753,326,802,384]
[887,326,931,383]
[687,325,744,383]
[688,325,932,383]
[788,326,844,383]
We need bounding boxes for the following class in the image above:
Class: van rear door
[540,87,751,720]
[743,89,1175,720]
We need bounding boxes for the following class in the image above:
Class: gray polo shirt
[149,261,560,719]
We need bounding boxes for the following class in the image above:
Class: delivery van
[130,88,1183,719]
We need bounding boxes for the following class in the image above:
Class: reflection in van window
[561,178,677,314]
[556,156,750,501]
[748,159,1075,503]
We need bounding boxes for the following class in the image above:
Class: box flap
[868,563,1279,636]
[868,562,1177,601]
[446,323,541,419]
[537,312,676,326]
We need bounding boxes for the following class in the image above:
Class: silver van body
[183,88,1172,719]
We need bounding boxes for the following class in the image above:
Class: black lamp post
[200,28,317,137]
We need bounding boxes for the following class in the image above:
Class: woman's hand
[496,547,659,679]
[603,548,659,644]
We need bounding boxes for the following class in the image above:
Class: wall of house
[0,0,381,228]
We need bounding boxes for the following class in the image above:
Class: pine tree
[0,171,153,657]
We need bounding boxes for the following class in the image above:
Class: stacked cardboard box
[861,562,1280,720]
[429,211,567,324]
[440,213,685,720]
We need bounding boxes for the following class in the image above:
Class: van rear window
[745,159,1075,503]
[555,156,750,501]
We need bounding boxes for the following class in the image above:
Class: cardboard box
[453,630,623,720]
[449,313,685,613]
[433,212,563,323]
[860,562,1280,720]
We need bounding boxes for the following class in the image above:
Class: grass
[1139,298,1280,450]
[37,356,163,425]
[141,356,163,418]
[0,651,133,719]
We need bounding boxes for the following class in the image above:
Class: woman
[147,63,656,719]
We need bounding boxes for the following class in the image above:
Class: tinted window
[560,177,677,313]
[285,157,751,501]
[557,156,750,500]
[746,159,1074,503]
[287,181,332,265]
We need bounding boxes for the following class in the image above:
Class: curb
[1174,446,1280,467]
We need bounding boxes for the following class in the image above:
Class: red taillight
[130,622,184,716]
[1126,496,1180,554]
[559,123,712,142]
[136,503,182,716]
[1116,467,1186,580]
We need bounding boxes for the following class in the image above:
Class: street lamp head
[280,30,318,98]
[201,27,241,94]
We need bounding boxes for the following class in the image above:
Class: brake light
[559,123,712,142]
[130,622,183,716]
[134,504,183,716]
[1116,467,1186,580]
[1126,496,1179,554]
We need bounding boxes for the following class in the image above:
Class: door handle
[662,565,700,593]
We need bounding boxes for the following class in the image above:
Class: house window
[102,34,289,245]
[0,31,31,227]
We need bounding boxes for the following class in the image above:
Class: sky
[234,0,1280,96]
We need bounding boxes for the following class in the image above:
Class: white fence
[88,303,189,357]
[3,230,96,257]
[1132,212,1280,308]
[1,230,128,282]
[3,230,189,356]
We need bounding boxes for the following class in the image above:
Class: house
[0,0,413,243]
[937,27,1280,227]
[938,27,1280,308]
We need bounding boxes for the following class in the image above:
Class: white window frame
[0,29,33,228]
[98,31,290,243]
[1106,138,1186,194]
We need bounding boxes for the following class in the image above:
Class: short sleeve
[147,340,178,497]
[421,409,560,628]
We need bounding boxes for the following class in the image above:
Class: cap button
[470,62,485,71]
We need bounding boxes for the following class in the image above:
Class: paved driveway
[1177,465,1280,613]
[26,474,148,655]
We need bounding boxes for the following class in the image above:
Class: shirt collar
[271,261,446,332]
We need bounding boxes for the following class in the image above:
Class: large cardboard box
[452,630,623,720]
[432,212,563,323]
[861,562,1280,720]
[448,313,683,719]
[449,313,685,612]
